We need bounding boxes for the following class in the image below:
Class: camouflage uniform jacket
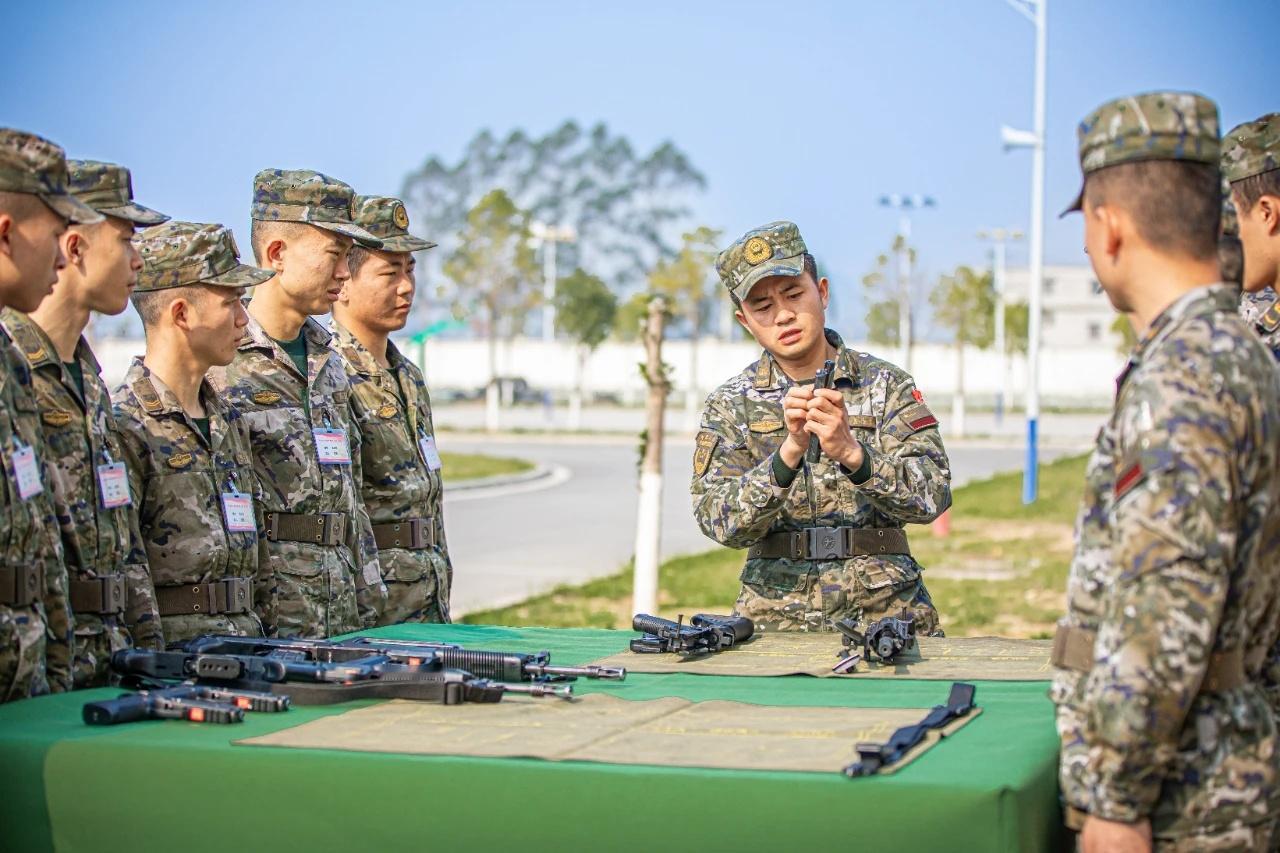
[691,329,951,631]
[0,310,161,673]
[332,322,452,624]
[1051,285,1280,838]
[112,359,267,645]
[0,328,71,699]
[207,315,384,638]
[1240,286,1280,362]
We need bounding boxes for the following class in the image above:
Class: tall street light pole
[877,194,936,374]
[977,227,1024,427]
[1000,0,1047,504]
[528,221,578,343]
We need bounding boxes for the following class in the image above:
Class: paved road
[441,434,1081,616]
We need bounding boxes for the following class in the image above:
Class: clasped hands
[779,385,864,471]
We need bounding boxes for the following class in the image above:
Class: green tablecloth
[0,624,1067,853]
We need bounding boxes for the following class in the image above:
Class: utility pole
[1000,0,1047,504]
[632,296,669,617]
[528,221,577,343]
[977,228,1024,428]
[877,194,936,374]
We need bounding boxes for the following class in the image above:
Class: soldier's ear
[170,294,191,331]
[0,214,11,258]
[1257,195,1280,236]
[63,229,85,266]
[817,277,830,310]
[264,237,288,272]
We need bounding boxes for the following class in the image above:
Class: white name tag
[12,444,42,501]
[362,557,383,586]
[221,491,257,533]
[418,435,442,471]
[314,428,351,465]
[97,462,132,508]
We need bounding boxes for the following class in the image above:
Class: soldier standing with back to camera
[2,158,165,687]
[1052,91,1280,852]
[691,221,950,635]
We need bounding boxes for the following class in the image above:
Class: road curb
[443,463,554,493]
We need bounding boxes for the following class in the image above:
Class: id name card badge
[418,435,442,471]
[314,427,352,465]
[221,491,257,533]
[98,461,132,508]
[11,442,42,500]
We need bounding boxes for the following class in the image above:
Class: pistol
[806,359,836,463]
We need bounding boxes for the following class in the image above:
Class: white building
[1003,264,1122,350]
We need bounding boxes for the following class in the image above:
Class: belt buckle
[806,527,845,561]
[13,564,43,607]
[221,577,252,614]
[102,575,127,614]
[412,518,434,549]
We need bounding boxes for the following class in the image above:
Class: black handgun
[806,359,836,463]
[82,684,288,726]
[630,613,754,656]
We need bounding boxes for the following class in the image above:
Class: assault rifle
[83,683,289,726]
[630,613,754,656]
[183,634,626,683]
[109,648,573,705]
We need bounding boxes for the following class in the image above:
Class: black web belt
[748,527,911,561]
[843,682,977,777]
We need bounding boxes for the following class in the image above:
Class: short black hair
[248,219,308,265]
[1232,167,1280,214]
[1218,235,1243,286]
[0,191,43,220]
[348,245,372,277]
[130,284,215,332]
[1083,160,1220,261]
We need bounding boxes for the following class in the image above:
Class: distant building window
[1090,279,1103,296]
[1043,278,1056,295]
[1043,309,1055,327]
[1088,322,1101,340]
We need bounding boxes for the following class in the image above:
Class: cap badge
[744,237,771,266]
[392,204,409,230]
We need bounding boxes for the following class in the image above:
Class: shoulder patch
[748,418,783,433]
[693,430,720,477]
[41,409,72,428]
[251,390,281,406]
[376,403,398,419]
[1262,300,1280,333]
[900,403,938,432]
[753,358,772,389]
[847,414,877,430]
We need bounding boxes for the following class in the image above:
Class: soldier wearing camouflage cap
[691,221,950,636]
[1223,113,1280,362]
[208,169,385,638]
[0,128,88,701]
[1054,91,1280,851]
[332,196,451,625]
[112,223,273,645]
[3,157,170,687]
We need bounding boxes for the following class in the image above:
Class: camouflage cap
[351,195,437,253]
[716,221,809,303]
[67,159,168,226]
[133,221,273,293]
[1063,91,1219,216]
[0,128,103,224]
[1222,113,1280,184]
[250,169,382,249]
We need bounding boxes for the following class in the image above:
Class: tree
[1004,301,1030,355]
[442,189,538,431]
[401,121,706,326]
[862,236,918,353]
[647,226,721,423]
[555,269,618,430]
[1110,313,1137,354]
[613,292,651,343]
[930,266,996,436]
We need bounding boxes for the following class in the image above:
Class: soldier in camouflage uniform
[1223,114,1280,361]
[113,222,274,646]
[208,170,386,638]
[1053,92,1280,852]
[691,221,949,634]
[2,159,165,687]
[0,129,100,699]
[331,196,452,624]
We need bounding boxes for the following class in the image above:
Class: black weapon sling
[843,682,977,777]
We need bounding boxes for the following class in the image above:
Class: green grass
[463,453,1089,637]
[440,451,534,482]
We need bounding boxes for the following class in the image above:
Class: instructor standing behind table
[691,222,950,634]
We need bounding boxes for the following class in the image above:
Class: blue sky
[6,0,1277,335]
